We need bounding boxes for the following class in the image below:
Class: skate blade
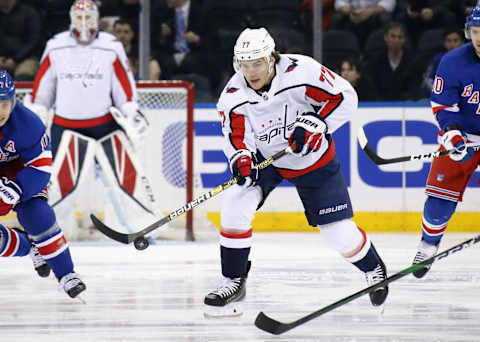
[76,295,87,304]
[203,304,243,318]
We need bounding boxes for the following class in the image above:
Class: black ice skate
[28,243,51,278]
[412,240,439,279]
[58,272,86,299]
[365,260,388,306]
[204,276,247,307]
[204,261,250,317]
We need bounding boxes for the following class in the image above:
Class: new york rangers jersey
[431,42,480,141]
[32,31,137,120]
[0,102,52,200]
[217,54,357,177]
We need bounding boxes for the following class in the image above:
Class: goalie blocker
[49,130,155,222]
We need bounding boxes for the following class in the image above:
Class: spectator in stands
[0,0,42,80]
[420,28,465,99]
[98,0,141,35]
[340,57,378,101]
[330,0,395,48]
[365,21,417,101]
[396,0,457,46]
[299,0,335,34]
[112,19,161,80]
[150,0,212,101]
[151,0,206,79]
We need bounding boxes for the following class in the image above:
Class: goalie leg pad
[96,130,156,214]
[49,130,97,207]
[421,196,456,244]
[0,225,31,257]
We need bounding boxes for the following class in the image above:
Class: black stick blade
[254,312,294,335]
[90,214,131,244]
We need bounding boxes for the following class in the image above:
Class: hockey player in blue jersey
[412,7,480,277]
[0,71,86,298]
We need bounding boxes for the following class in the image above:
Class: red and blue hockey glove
[229,150,259,187]
[440,126,474,162]
[0,177,21,215]
[288,112,327,156]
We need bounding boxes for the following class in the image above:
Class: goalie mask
[70,0,99,45]
[465,6,480,40]
[233,27,275,75]
[0,70,16,119]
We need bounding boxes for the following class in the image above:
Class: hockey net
[11,81,217,242]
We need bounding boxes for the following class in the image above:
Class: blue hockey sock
[421,197,456,245]
[220,246,250,278]
[16,199,74,279]
[0,225,31,257]
[353,243,383,273]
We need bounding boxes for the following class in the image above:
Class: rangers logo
[4,140,15,153]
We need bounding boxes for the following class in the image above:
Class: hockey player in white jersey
[204,27,389,316]
[30,0,153,232]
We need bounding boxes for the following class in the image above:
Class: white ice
[1,233,479,342]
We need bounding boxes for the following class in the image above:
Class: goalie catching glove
[110,102,149,149]
[0,177,21,215]
[288,112,327,156]
[229,150,259,188]
[440,126,474,162]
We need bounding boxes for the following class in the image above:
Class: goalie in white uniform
[204,27,389,315]
[29,0,153,231]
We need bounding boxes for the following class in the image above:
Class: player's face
[470,27,480,54]
[0,99,13,127]
[238,58,272,90]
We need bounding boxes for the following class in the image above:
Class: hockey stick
[255,234,480,335]
[90,147,292,248]
[358,126,480,165]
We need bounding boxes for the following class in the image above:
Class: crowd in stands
[4,0,477,102]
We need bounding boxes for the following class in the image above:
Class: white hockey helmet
[233,27,275,73]
[70,0,99,44]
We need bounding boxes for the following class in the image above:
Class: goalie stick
[90,147,292,246]
[255,234,480,335]
[358,126,480,165]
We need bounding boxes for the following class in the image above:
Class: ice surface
[1,233,479,341]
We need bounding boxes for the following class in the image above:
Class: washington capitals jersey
[217,54,358,178]
[32,31,136,120]
[0,102,52,201]
[431,42,480,139]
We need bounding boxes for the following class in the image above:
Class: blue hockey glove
[288,112,327,156]
[440,127,474,162]
[229,150,259,187]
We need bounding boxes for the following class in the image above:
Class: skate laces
[58,272,82,292]
[366,264,385,286]
[29,245,46,268]
[212,277,242,298]
[414,241,438,264]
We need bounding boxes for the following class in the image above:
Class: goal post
[14,80,196,242]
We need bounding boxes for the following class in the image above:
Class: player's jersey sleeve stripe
[31,55,51,102]
[305,85,344,119]
[430,101,459,115]
[113,57,133,101]
[228,111,247,150]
